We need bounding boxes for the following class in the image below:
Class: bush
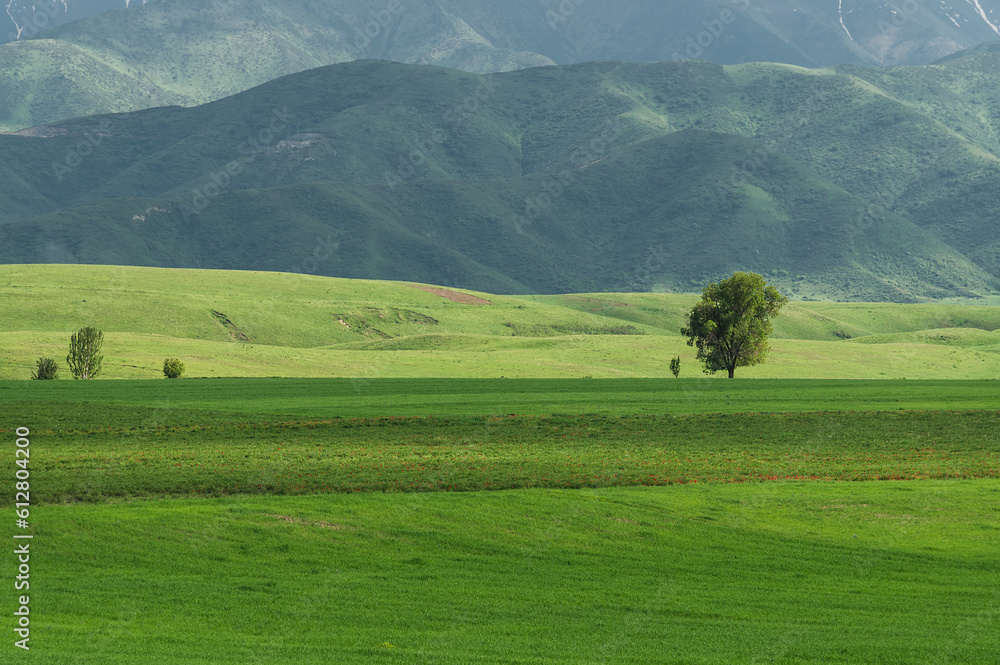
[163,358,185,379]
[670,356,681,378]
[31,357,59,380]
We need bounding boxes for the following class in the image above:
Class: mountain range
[4,0,1000,132]
[3,54,1000,301]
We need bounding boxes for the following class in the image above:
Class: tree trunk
[728,367,735,379]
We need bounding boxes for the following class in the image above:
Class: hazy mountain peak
[3,0,1000,133]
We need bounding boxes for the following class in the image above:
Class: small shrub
[31,357,59,380]
[163,358,185,379]
[670,356,681,378]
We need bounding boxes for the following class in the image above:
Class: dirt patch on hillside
[569,296,635,308]
[408,284,492,305]
[211,310,250,342]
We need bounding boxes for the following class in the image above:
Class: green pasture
[4,378,1000,419]
[5,330,1000,380]
[6,404,998,504]
[1,380,997,663]
[6,483,998,664]
[2,265,1000,380]
[529,292,1000,341]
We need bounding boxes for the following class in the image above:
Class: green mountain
[1,0,123,42]
[4,0,1000,132]
[932,40,1000,64]
[0,0,554,133]
[2,59,1000,301]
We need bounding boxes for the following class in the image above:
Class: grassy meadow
[2,264,999,662]
[2,378,999,663]
[7,377,1000,418]
[9,401,1000,502]
[12,482,999,664]
[3,264,1000,380]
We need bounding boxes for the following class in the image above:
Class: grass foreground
[1,378,999,662]
[6,483,999,664]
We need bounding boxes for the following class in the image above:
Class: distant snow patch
[839,0,854,40]
[965,0,1000,35]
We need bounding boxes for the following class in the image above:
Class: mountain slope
[3,0,1000,132]
[0,0,555,132]
[0,38,176,132]
[2,0,124,43]
[4,58,1000,300]
[1,122,994,300]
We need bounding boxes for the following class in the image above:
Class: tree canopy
[67,327,104,380]
[681,272,788,378]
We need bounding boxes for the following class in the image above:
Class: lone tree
[681,272,787,378]
[31,357,59,380]
[670,356,681,378]
[163,358,185,379]
[67,327,104,380]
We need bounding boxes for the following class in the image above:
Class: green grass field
[2,376,999,663]
[10,402,1000,503]
[15,482,999,664]
[5,377,1000,418]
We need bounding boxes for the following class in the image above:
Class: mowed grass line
[11,483,999,664]
[4,378,1000,418]
[12,406,1000,504]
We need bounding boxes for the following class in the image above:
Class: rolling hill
[2,264,999,381]
[3,59,1000,301]
[4,0,1000,132]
